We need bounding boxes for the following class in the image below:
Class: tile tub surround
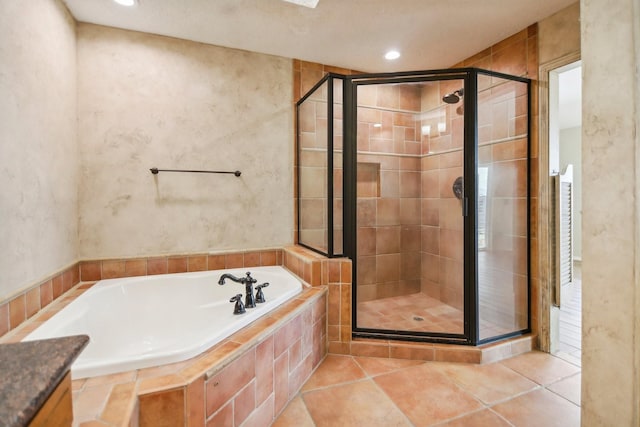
[0,263,81,339]
[79,249,285,282]
[2,276,327,426]
[136,286,327,427]
[0,249,284,341]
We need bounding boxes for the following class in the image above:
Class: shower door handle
[462,198,469,216]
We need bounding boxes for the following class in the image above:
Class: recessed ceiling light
[384,50,401,60]
[113,0,137,6]
[282,0,320,8]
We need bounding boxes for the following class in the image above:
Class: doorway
[548,60,582,366]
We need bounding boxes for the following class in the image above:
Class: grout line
[544,385,581,408]
[488,407,518,427]
[299,376,371,395]
[367,374,417,427]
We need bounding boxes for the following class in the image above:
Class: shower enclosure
[297,68,530,345]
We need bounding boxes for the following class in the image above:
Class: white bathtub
[24,266,302,379]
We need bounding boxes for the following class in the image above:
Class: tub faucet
[218,273,246,285]
[218,272,257,309]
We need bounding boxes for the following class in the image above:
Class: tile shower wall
[356,84,423,302]
[419,76,530,330]
[420,150,464,309]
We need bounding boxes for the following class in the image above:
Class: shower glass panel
[476,73,529,341]
[297,75,344,257]
[333,78,344,255]
[355,78,466,337]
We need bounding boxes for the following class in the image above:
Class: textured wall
[581,0,640,424]
[538,2,580,65]
[77,24,293,259]
[0,0,78,300]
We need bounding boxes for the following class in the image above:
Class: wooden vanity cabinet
[28,373,72,427]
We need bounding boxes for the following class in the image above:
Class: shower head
[443,88,464,104]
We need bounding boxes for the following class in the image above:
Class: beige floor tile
[303,379,412,427]
[434,361,538,404]
[437,409,513,427]
[274,352,583,427]
[72,383,114,425]
[272,396,315,427]
[547,372,581,406]
[301,354,367,391]
[500,350,580,385]
[491,388,580,427]
[72,378,87,392]
[99,382,136,425]
[354,356,425,376]
[374,363,483,426]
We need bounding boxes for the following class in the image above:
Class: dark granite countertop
[0,335,89,427]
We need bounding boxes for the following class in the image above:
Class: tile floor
[274,351,581,426]
[555,263,582,367]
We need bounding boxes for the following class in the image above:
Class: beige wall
[0,0,78,300]
[536,2,581,353]
[538,2,581,64]
[581,0,640,424]
[77,24,294,259]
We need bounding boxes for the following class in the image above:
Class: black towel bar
[150,168,241,177]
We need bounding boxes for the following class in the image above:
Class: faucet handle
[255,282,269,303]
[230,294,246,314]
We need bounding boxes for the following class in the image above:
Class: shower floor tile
[357,293,464,334]
[357,292,512,337]
[275,351,581,427]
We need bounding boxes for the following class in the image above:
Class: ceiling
[62,0,576,72]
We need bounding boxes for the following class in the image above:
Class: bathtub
[24,266,302,379]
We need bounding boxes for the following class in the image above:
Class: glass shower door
[353,76,467,339]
